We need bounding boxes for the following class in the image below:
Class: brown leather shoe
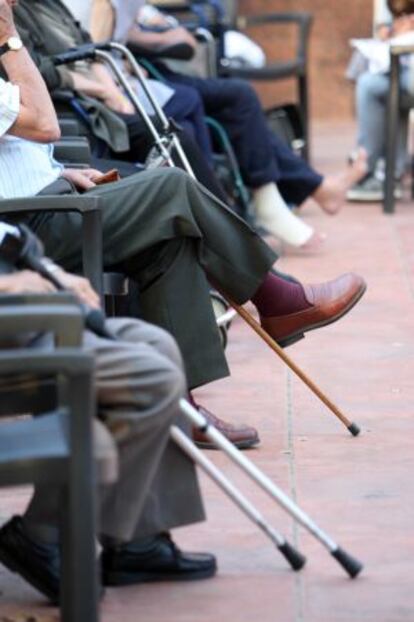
[260,273,367,347]
[192,404,260,450]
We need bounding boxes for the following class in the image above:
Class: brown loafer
[192,404,260,450]
[260,272,367,347]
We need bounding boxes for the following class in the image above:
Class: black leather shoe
[0,516,60,603]
[102,533,217,586]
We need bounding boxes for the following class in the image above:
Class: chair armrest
[0,195,99,215]
[59,118,81,137]
[0,196,103,297]
[0,292,78,306]
[0,299,84,347]
[53,137,92,166]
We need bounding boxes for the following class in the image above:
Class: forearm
[127,27,170,49]
[1,48,60,141]
[68,68,107,99]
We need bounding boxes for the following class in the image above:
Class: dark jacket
[13,0,130,152]
[14,0,91,91]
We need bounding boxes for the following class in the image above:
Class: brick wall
[239,0,373,119]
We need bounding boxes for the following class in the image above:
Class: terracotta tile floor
[1,121,414,621]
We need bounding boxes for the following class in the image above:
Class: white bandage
[253,183,314,247]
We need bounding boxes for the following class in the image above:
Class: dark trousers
[30,167,276,389]
[163,84,214,165]
[159,69,323,204]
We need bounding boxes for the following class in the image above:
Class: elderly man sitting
[0,218,216,602]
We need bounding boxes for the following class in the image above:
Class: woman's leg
[356,72,391,175]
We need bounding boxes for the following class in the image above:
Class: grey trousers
[24,317,205,542]
[30,167,277,389]
[356,70,413,177]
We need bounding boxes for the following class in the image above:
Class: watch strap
[0,42,9,57]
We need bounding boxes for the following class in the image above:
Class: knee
[155,355,187,417]
[229,79,259,108]
[149,325,184,370]
[356,73,386,102]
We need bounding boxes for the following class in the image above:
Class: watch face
[8,37,23,51]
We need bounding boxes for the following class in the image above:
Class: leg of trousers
[160,71,323,200]
[24,318,205,541]
[29,167,276,388]
[163,84,214,165]
[356,70,411,177]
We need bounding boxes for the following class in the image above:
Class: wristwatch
[0,36,23,57]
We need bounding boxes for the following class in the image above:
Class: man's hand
[0,0,17,45]
[102,90,135,115]
[52,269,101,309]
[60,168,104,191]
[0,270,56,294]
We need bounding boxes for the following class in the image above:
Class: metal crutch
[171,425,306,572]
[179,398,364,579]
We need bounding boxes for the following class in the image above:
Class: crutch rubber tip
[278,542,307,571]
[347,422,361,437]
[331,547,363,578]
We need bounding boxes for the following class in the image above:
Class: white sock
[253,182,314,246]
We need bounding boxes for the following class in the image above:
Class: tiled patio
[1,121,414,621]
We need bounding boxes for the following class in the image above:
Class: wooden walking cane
[226,299,361,437]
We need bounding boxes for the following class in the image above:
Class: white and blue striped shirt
[0,77,63,199]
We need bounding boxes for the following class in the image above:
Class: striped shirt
[0,77,63,199]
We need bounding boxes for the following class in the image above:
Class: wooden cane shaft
[229,300,353,429]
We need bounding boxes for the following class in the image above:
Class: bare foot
[312,148,368,215]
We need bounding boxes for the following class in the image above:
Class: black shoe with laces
[102,532,217,586]
[0,516,60,603]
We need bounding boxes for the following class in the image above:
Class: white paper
[351,33,414,74]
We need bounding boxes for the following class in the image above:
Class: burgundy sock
[251,272,312,317]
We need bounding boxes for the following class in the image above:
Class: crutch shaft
[227,300,360,437]
[180,399,337,549]
[107,42,196,178]
[95,49,175,167]
[171,425,306,571]
[179,399,364,578]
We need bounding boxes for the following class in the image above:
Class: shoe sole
[103,565,217,586]
[0,544,59,604]
[347,191,402,203]
[277,282,367,348]
[193,436,260,450]
[346,192,384,202]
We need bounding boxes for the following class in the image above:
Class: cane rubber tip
[331,547,363,578]
[278,542,307,571]
[348,422,361,437]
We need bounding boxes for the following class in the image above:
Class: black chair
[151,0,313,160]
[0,196,103,297]
[384,41,414,213]
[0,294,117,621]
